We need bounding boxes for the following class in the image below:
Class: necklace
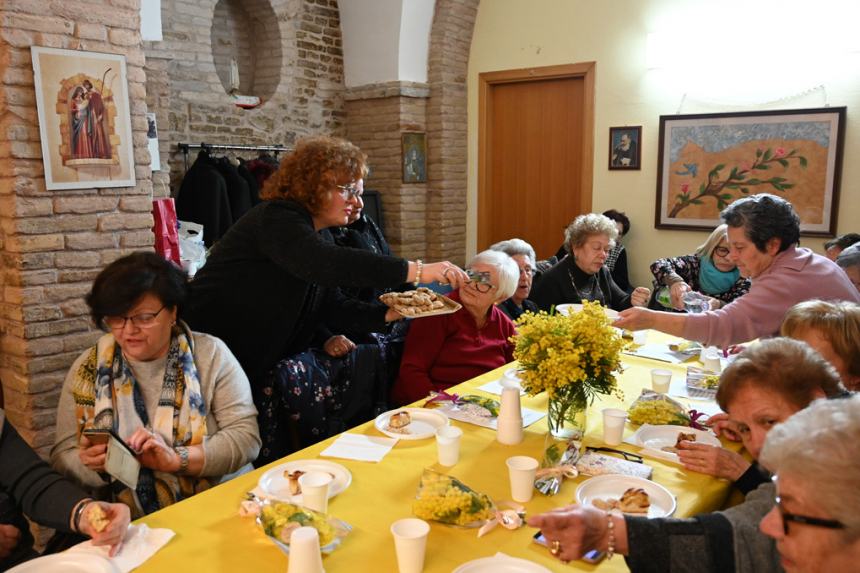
[567,266,605,305]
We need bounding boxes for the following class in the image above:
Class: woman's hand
[707,413,741,441]
[384,308,403,322]
[78,502,130,557]
[613,307,655,331]
[630,287,651,307]
[527,505,623,563]
[419,261,469,289]
[0,524,21,559]
[669,281,691,310]
[127,428,180,473]
[677,442,750,480]
[323,335,355,357]
[707,297,722,310]
[78,434,107,473]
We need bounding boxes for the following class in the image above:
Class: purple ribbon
[688,409,709,430]
[425,390,460,406]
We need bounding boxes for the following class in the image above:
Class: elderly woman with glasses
[758,394,860,573]
[51,253,261,518]
[391,250,520,405]
[529,338,848,572]
[531,213,651,312]
[489,238,540,320]
[617,194,860,347]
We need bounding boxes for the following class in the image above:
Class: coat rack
[177,142,290,171]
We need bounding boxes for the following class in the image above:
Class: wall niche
[210,0,282,103]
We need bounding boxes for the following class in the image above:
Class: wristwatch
[176,446,190,474]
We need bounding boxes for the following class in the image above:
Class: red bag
[152,198,181,264]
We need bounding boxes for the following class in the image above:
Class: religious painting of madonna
[31,47,136,190]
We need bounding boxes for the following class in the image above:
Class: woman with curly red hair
[185,136,466,461]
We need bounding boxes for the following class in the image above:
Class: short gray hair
[836,243,860,270]
[489,238,536,268]
[563,213,618,253]
[469,250,519,302]
[760,394,860,540]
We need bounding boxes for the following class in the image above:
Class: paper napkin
[319,432,398,462]
[68,524,175,572]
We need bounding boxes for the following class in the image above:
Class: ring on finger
[550,539,562,556]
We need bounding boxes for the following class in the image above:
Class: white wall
[467,0,860,287]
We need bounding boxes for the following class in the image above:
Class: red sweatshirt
[391,290,516,405]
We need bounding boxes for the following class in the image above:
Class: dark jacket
[176,151,233,246]
[530,255,632,312]
[185,200,409,381]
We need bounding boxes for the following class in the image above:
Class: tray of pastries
[379,287,462,318]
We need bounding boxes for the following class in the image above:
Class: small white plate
[634,425,721,463]
[257,459,352,503]
[556,303,619,319]
[576,474,676,518]
[7,553,119,573]
[453,555,553,572]
[374,407,449,440]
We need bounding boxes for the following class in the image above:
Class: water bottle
[683,291,710,314]
[655,287,673,309]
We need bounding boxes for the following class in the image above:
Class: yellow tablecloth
[137,333,735,572]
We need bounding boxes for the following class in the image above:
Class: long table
[137,334,736,572]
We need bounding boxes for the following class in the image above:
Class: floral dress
[650,254,751,309]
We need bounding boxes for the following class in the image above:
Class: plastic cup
[651,369,672,394]
[506,455,539,502]
[298,471,333,513]
[435,426,462,466]
[602,408,627,446]
[632,330,648,345]
[287,526,324,573]
[390,518,430,573]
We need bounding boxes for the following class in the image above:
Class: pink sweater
[683,246,860,347]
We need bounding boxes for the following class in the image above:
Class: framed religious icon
[402,132,427,183]
[31,46,136,190]
[655,107,845,236]
[609,126,642,170]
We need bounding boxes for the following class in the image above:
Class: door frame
[477,62,595,250]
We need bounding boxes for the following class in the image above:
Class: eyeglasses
[335,183,362,200]
[466,269,496,293]
[519,266,535,277]
[773,491,845,535]
[103,306,166,330]
[713,246,731,257]
[585,446,643,463]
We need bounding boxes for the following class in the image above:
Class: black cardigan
[530,255,632,312]
[185,200,409,380]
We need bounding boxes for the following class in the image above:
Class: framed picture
[655,107,845,236]
[402,132,427,183]
[31,46,136,190]
[609,126,642,170]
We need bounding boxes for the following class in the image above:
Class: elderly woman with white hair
[531,213,650,312]
[391,250,519,405]
[490,238,540,320]
[836,243,860,292]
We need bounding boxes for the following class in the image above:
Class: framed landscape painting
[655,107,845,236]
[31,46,136,190]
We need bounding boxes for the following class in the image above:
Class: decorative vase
[547,394,587,440]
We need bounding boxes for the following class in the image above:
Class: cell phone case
[104,434,140,490]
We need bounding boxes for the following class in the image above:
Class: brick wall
[0,0,153,451]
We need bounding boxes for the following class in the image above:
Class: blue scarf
[698,255,739,295]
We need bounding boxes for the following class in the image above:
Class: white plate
[7,553,119,573]
[575,474,676,518]
[453,555,553,572]
[556,303,619,319]
[257,459,352,503]
[636,425,721,463]
[374,407,449,440]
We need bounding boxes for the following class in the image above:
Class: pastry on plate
[285,470,306,495]
[661,432,697,454]
[592,487,651,515]
[386,411,412,433]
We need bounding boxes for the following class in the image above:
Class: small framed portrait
[609,126,642,170]
[402,132,427,183]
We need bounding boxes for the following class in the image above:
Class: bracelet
[72,498,93,533]
[413,259,423,287]
[176,446,190,474]
[605,511,616,559]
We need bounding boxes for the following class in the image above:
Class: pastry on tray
[379,288,460,317]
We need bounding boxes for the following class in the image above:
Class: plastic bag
[627,389,691,426]
[412,469,495,527]
[177,220,206,276]
[256,500,351,555]
[151,198,180,264]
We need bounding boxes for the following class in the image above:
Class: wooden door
[478,63,594,260]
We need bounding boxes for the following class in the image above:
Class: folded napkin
[67,524,175,572]
[319,432,397,462]
[477,379,525,396]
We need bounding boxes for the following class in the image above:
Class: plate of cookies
[374,407,450,440]
[257,460,352,503]
[576,474,676,518]
[379,288,462,318]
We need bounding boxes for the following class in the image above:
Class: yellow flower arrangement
[512,301,625,437]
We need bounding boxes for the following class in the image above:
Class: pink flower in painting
[680,183,690,194]
[774,147,786,158]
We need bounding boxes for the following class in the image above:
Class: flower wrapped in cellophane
[412,469,495,527]
[627,389,691,426]
[255,500,351,555]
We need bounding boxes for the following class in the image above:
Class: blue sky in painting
[668,121,831,163]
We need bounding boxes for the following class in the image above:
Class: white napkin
[319,432,397,462]
[436,403,545,430]
[67,524,175,572]
[623,343,688,364]
[477,379,525,396]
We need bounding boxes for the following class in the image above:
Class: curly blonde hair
[259,135,368,214]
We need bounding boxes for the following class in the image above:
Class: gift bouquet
[412,469,495,527]
[239,496,351,555]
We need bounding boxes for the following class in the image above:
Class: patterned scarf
[72,323,212,517]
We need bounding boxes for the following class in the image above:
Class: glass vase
[547,395,587,440]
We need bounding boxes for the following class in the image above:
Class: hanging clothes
[214,156,253,222]
[176,150,232,247]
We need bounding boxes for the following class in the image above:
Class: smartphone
[82,428,136,454]
[532,532,606,564]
